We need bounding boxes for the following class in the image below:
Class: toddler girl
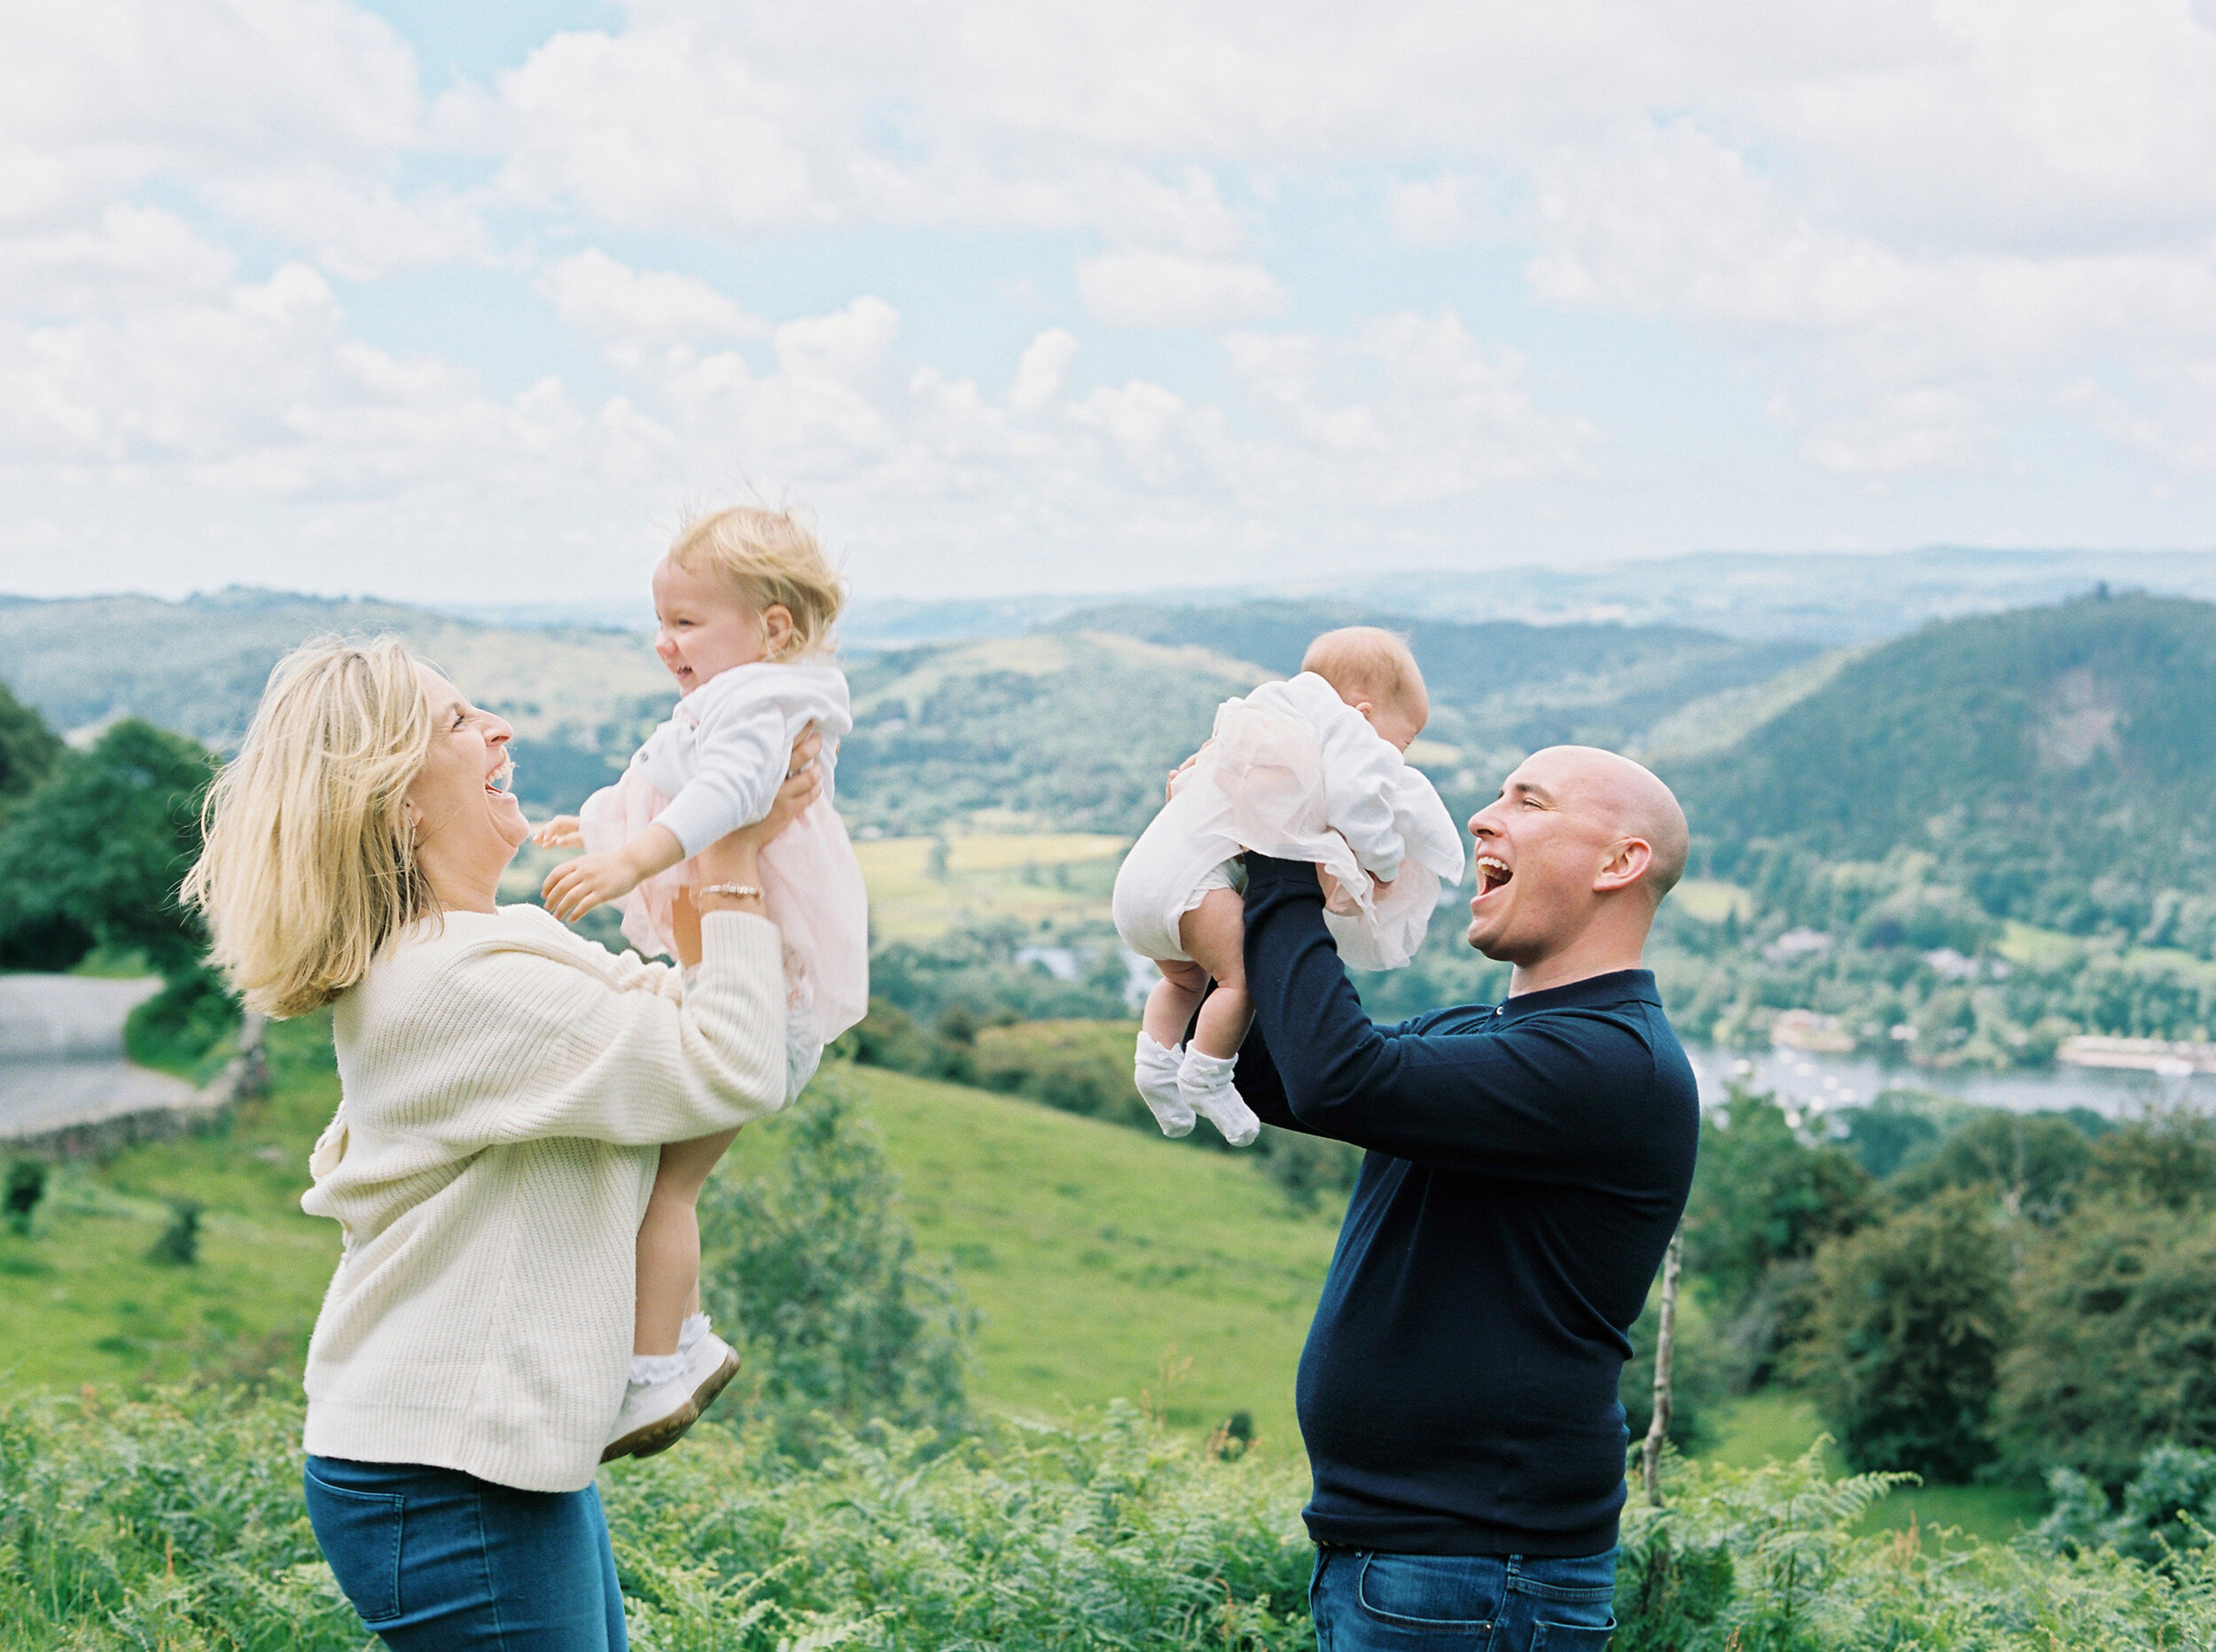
[1111,627,1465,1143]
[534,504,869,1460]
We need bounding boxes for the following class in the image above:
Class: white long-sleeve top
[1236,673,1446,883]
[300,905,788,1492]
[634,660,854,858]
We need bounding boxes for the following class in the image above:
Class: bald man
[1230,744,1698,1651]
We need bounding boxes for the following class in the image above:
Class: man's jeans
[1309,1544,1617,1650]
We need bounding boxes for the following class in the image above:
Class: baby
[534,504,869,1460]
[1111,627,1465,1143]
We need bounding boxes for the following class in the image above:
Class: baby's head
[1301,627,1428,752]
[652,504,844,692]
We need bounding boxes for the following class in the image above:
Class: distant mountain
[1669,590,2216,933]
[0,588,670,812]
[1065,598,1818,767]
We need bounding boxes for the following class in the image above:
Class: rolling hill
[1666,590,2216,946]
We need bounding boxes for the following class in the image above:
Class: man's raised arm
[1236,853,1666,1180]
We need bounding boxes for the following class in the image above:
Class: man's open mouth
[487,758,514,797]
[1475,855,1512,898]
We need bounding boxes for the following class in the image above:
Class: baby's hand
[542,852,643,923]
[532,814,582,849]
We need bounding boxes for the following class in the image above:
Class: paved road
[0,975,202,1142]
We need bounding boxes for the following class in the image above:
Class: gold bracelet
[698,883,765,900]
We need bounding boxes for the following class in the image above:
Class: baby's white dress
[580,659,869,1099]
[1112,672,1466,972]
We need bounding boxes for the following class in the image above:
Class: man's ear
[1594,838,1654,894]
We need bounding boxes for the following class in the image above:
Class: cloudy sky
[3,0,2213,609]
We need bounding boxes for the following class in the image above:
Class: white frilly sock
[1135,1032,1197,1137]
[678,1313,712,1353]
[627,1350,686,1387]
[1178,1048,1260,1148]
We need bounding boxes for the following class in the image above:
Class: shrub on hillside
[1800,1188,2014,1481]
[2038,1443,2216,1567]
[698,1078,975,1460]
[1994,1197,2216,1486]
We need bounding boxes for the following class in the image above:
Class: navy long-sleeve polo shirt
[1235,853,1699,1558]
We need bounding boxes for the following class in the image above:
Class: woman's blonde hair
[181,635,437,1017]
[666,503,845,657]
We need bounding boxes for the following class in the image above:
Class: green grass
[798,1066,1335,1452]
[1703,1390,2048,1544]
[4,1017,1335,1454]
[0,1017,341,1390]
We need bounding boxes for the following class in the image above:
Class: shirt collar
[1491,968,1660,1021]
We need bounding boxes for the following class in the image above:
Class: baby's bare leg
[635,1126,740,1356]
[1178,888,1253,1060]
[1142,958,1211,1051]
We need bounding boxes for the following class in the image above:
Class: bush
[2082,1104,2216,1212]
[1621,1292,1726,1456]
[698,1077,974,1460]
[124,962,242,1074]
[1994,1197,2216,1486]
[2038,1443,2216,1566]
[1800,1188,2014,1481]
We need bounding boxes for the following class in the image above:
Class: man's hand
[532,814,582,849]
[542,851,644,922]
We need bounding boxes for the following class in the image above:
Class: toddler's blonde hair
[666,504,845,658]
[1301,626,1425,714]
[181,635,438,1017]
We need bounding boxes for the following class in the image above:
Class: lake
[1685,1044,2216,1123]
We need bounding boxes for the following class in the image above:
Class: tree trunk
[1641,1228,1683,1508]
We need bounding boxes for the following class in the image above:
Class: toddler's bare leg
[635,1126,740,1356]
[1178,889,1253,1059]
[1142,959,1211,1051]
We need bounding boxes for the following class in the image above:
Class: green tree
[0,680,60,804]
[698,1079,973,1459]
[0,719,217,971]
[1994,1198,2216,1486]
[2082,1106,2216,1213]
[1683,1089,1873,1322]
[1886,1108,2094,1225]
[1802,1188,2015,1481]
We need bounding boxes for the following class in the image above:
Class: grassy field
[1706,1391,2048,1544]
[3,1017,1332,1453]
[851,830,1126,942]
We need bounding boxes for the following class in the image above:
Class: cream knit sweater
[300,904,787,1492]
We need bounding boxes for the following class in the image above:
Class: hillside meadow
[2,1016,1335,1450]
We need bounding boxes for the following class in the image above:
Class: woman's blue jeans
[1309,1544,1618,1650]
[305,1456,627,1650]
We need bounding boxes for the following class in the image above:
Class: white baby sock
[1134,1032,1197,1137]
[678,1313,712,1353]
[628,1351,686,1388]
[1178,1048,1260,1148]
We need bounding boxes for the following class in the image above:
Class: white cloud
[541,250,764,349]
[1009,328,1080,414]
[1077,250,1286,328]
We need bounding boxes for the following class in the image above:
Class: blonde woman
[184,635,815,1652]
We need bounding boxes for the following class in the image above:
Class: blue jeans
[1309,1545,1617,1650]
[305,1456,627,1651]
